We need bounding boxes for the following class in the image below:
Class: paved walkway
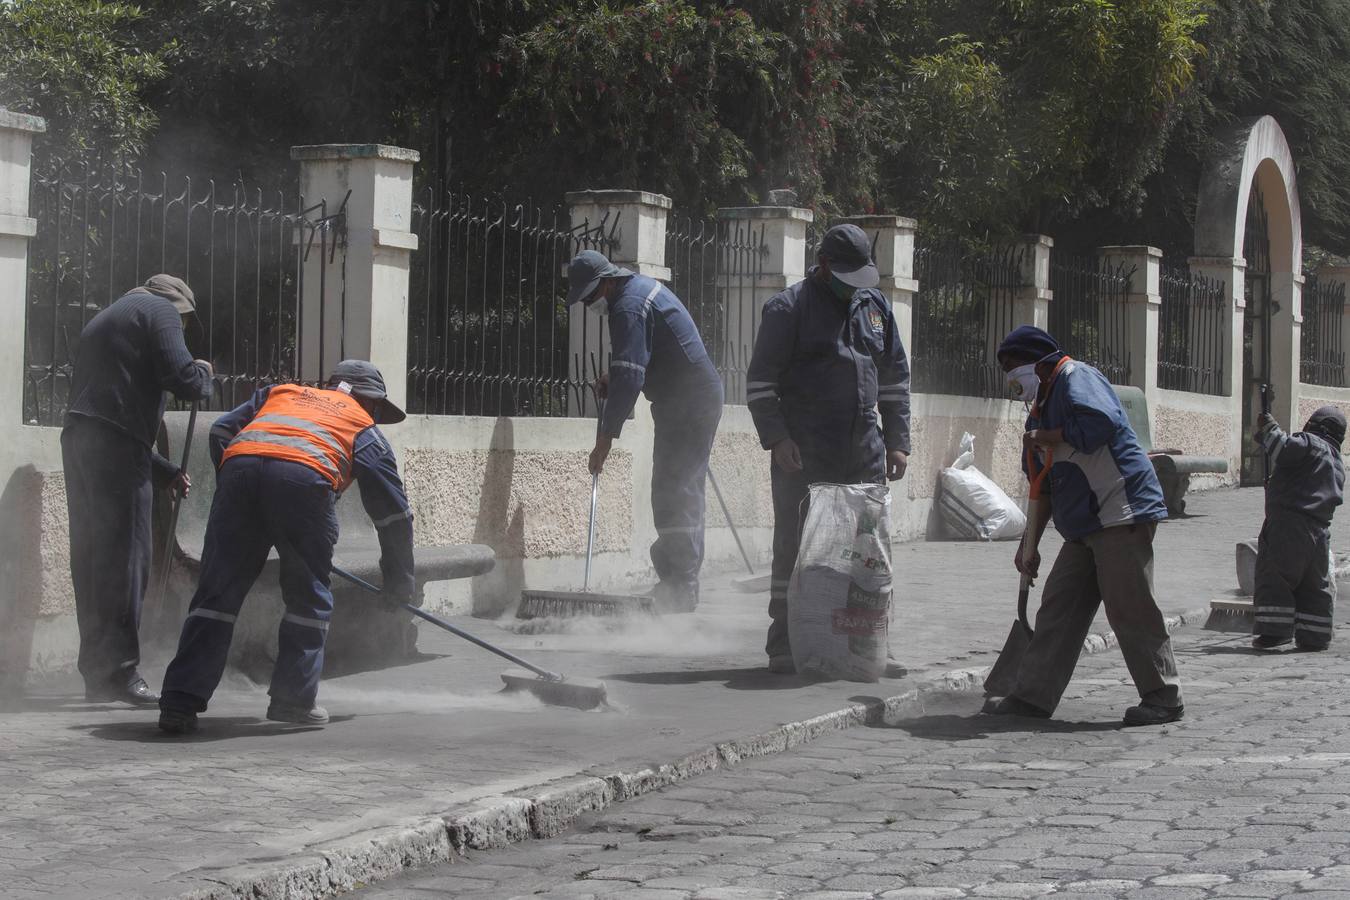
[0,487,1312,898]
[358,620,1350,900]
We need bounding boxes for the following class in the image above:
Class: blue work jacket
[1025,360,1167,540]
[746,270,912,464]
[1258,422,1345,527]
[600,274,721,437]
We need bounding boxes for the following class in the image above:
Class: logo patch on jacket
[867,309,884,333]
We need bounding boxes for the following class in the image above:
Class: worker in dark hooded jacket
[745,224,912,673]
[62,274,214,706]
[158,360,415,733]
[567,250,723,612]
[1251,405,1346,651]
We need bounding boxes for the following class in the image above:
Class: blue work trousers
[61,418,155,688]
[161,456,338,712]
[649,386,723,589]
[766,421,886,658]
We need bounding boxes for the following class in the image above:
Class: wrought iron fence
[24,159,331,426]
[912,242,1024,398]
[1157,262,1227,395]
[1048,251,1135,384]
[665,216,766,403]
[405,190,617,417]
[1301,271,1347,387]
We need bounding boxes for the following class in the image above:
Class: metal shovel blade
[984,572,1034,697]
[984,619,1032,697]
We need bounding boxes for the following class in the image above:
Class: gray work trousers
[1011,522,1182,714]
[1254,515,1334,648]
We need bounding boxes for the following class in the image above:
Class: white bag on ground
[937,432,1026,541]
[788,483,893,682]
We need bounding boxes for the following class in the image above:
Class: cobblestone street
[361,625,1350,900]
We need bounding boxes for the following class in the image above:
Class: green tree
[0,0,166,165]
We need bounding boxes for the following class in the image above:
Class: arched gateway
[1192,115,1303,485]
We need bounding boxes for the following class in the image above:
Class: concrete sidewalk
[2,487,1297,899]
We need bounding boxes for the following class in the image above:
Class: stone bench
[158,412,494,673]
[1112,386,1228,516]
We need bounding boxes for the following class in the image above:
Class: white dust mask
[1006,364,1041,402]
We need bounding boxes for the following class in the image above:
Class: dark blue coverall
[746,270,911,658]
[159,386,415,712]
[602,274,724,595]
[1254,419,1345,648]
[61,288,212,691]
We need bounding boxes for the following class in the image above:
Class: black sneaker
[1123,702,1184,727]
[158,708,198,734]
[1252,635,1293,651]
[266,701,329,725]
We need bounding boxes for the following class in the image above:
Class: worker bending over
[158,360,414,733]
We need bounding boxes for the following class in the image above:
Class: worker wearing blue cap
[986,325,1181,726]
[566,250,723,612]
[745,224,912,673]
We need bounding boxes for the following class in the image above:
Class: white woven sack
[936,432,1026,541]
[787,482,892,682]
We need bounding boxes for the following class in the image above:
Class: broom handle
[707,468,754,575]
[331,564,562,682]
[154,403,198,605]
[584,396,605,592]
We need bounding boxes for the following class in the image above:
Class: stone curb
[175,606,1212,899]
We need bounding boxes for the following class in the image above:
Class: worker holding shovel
[567,250,723,613]
[985,325,1182,727]
[157,360,414,734]
[62,275,214,706]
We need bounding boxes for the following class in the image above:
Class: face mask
[828,273,856,302]
[1006,364,1041,402]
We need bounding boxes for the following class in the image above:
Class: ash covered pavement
[1,487,1319,899]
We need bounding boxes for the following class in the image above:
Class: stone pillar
[1013,235,1054,332]
[290,144,419,412]
[836,215,918,351]
[0,110,45,428]
[1099,245,1162,406]
[1189,255,1246,475]
[565,190,672,416]
[714,206,814,404]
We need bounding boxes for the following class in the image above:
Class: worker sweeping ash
[157,360,417,733]
[521,250,723,617]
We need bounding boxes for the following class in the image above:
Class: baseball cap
[327,359,406,424]
[819,224,880,289]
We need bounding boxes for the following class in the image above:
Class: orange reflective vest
[221,384,374,490]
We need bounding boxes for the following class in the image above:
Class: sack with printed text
[787,482,893,682]
[936,432,1026,541]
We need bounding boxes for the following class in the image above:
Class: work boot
[86,674,159,707]
[652,580,699,614]
[1252,635,1293,651]
[1296,639,1329,652]
[266,700,329,725]
[1123,702,1184,727]
[984,696,1052,719]
[157,708,198,735]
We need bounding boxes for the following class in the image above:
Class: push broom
[516,396,654,619]
[332,564,609,710]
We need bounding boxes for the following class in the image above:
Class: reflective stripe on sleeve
[612,360,647,373]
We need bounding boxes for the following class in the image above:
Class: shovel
[984,455,1051,698]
